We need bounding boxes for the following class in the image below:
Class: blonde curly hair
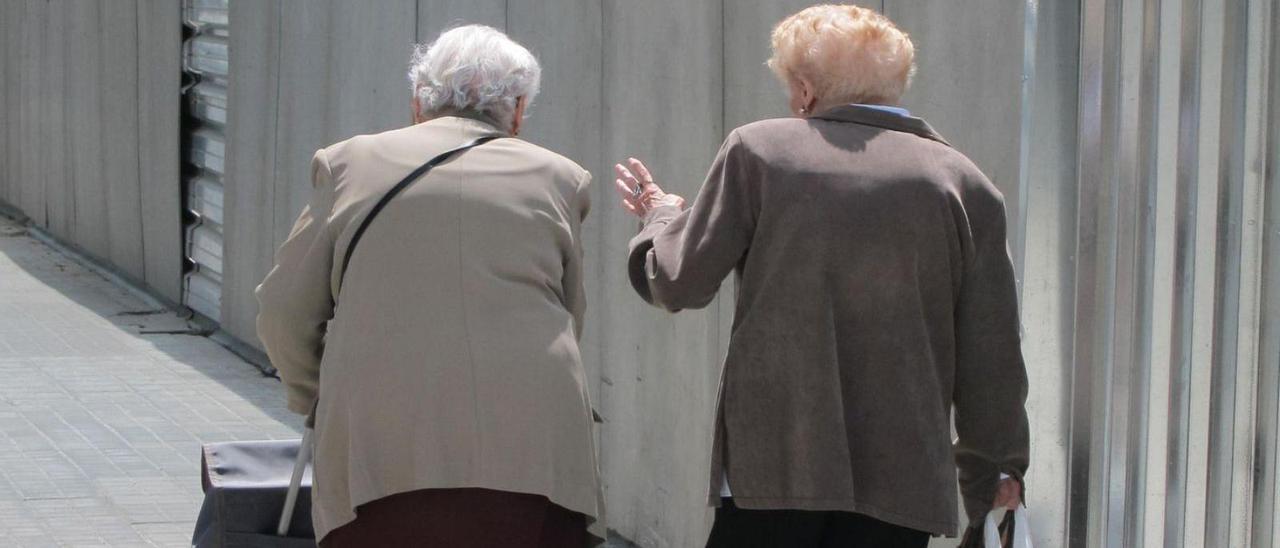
[767,5,915,106]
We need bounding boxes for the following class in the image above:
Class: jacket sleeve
[255,149,337,415]
[627,130,757,311]
[952,181,1031,525]
[563,170,592,340]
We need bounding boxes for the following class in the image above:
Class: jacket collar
[809,104,951,147]
[445,109,505,130]
[416,110,509,138]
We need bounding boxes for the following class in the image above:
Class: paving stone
[0,231,301,545]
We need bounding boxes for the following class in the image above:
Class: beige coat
[628,105,1030,536]
[255,115,603,542]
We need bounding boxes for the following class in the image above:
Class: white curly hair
[407,25,542,129]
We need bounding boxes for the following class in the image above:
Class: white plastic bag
[983,505,1033,548]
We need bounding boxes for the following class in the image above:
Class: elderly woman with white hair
[256,25,602,547]
[615,5,1029,547]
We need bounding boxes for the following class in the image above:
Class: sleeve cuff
[642,204,682,225]
[961,464,1028,525]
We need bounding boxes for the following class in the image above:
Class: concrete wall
[220,2,1038,545]
[0,0,182,301]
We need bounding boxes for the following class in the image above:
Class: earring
[799,106,808,114]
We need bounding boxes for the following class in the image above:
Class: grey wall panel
[17,0,45,225]
[1016,0,1081,545]
[41,3,71,239]
[0,0,11,205]
[1181,1,1227,544]
[272,3,348,239]
[722,1,795,130]
[1256,5,1280,543]
[0,1,6,204]
[1256,3,1280,544]
[417,0,506,38]
[1205,1,1259,544]
[1215,0,1273,544]
[505,0,602,175]
[1141,3,1189,545]
[0,0,177,290]
[272,1,331,244]
[325,2,417,144]
[1164,1,1202,545]
[222,0,282,344]
[884,1,1027,246]
[3,0,18,207]
[6,0,25,209]
[0,0,9,205]
[599,1,724,545]
[100,1,145,280]
[137,0,184,302]
[65,1,110,260]
[272,0,417,245]
[506,0,606,414]
[224,0,420,342]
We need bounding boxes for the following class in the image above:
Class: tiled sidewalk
[0,217,301,547]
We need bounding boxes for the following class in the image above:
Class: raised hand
[614,158,685,218]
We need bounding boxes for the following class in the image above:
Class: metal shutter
[181,0,228,322]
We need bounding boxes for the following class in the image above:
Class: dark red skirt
[318,487,588,548]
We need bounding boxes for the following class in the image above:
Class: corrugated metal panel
[1060,0,1278,546]
[181,0,228,323]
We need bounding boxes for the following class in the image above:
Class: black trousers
[705,498,931,548]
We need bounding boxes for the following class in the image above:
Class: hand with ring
[614,158,685,218]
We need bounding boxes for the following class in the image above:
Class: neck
[418,109,511,133]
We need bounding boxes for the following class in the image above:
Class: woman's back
[625,104,1025,535]
[729,111,980,392]
[260,114,601,539]
[325,116,588,373]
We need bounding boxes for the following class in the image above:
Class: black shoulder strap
[337,135,500,294]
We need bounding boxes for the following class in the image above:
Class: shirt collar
[852,104,911,117]
[810,104,950,146]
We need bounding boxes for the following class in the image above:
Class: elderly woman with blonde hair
[615,5,1029,547]
[257,25,603,547]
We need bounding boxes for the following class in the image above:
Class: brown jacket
[628,105,1029,535]
[256,115,603,542]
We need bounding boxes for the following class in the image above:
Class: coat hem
[711,495,959,538]
[315,484,605,545]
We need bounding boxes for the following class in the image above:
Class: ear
[411,96,425,124]
[798,77,818,112]
[511,96,527,136]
